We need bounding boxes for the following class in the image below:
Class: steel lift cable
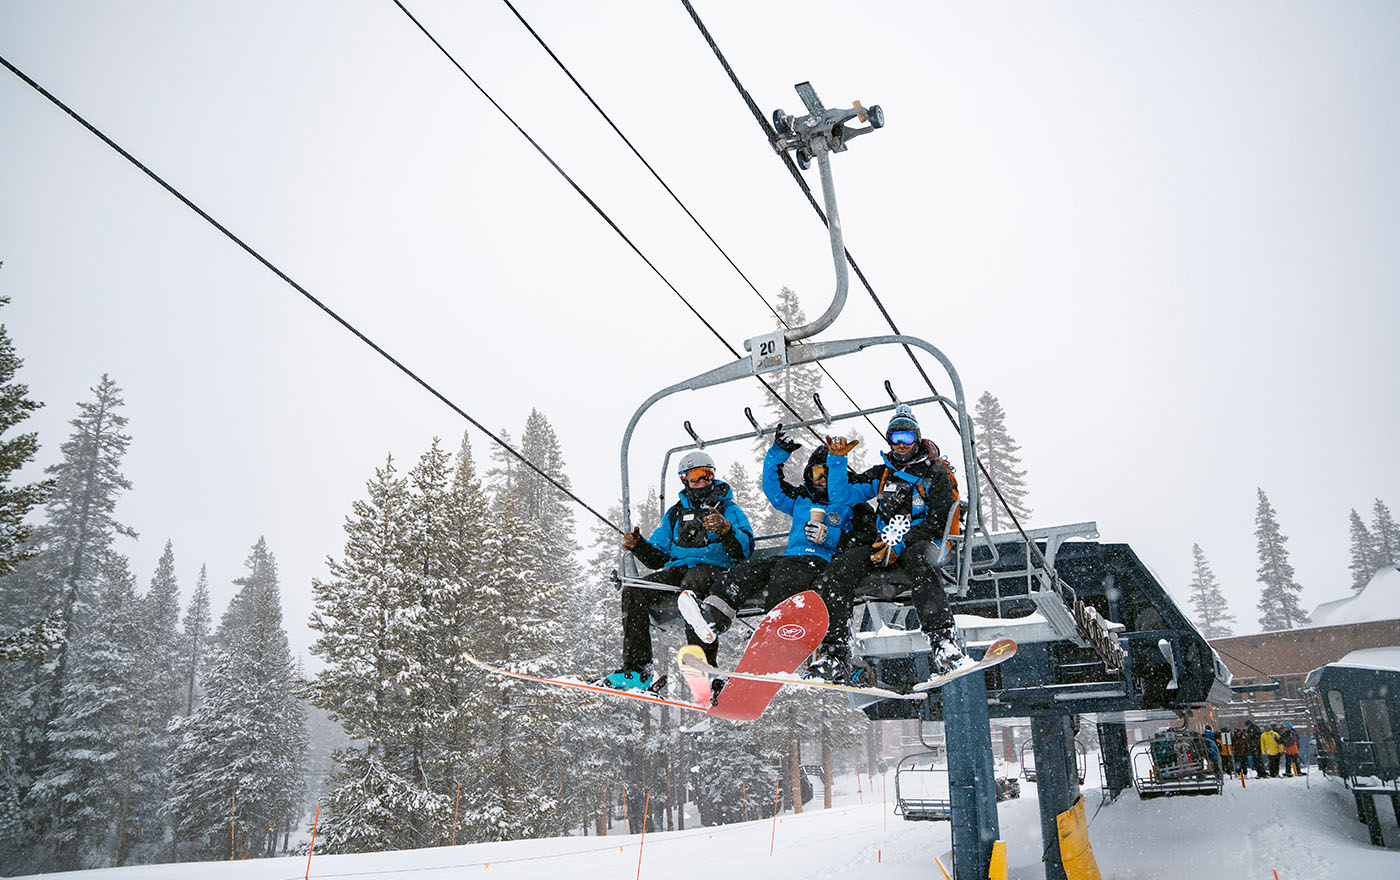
[500,0,884,438]
[391,0,824,442]
[0,53,621,535]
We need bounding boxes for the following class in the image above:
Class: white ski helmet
[676,450,716,476]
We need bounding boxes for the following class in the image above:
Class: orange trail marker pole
[636,792,650,880]
[451,780,461,845]
[230,793,236,861]
[304,799,321,880]
[742,779,749,822]
[857,764,864,804]
[770,775,782,856]
[623,784,629,831]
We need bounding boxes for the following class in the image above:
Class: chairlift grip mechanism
[683,420,704,449]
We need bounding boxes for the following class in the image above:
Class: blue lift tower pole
[943,648,1001,880]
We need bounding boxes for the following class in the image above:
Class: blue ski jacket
[639,480,753,570]
[762,443,866,562]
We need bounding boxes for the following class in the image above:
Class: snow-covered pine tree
[1253,489,1309,631]
[1371,499,1400,570]
[723,460,775,546]
[165,539,307,859]
[1347,509,1378,593]
[28,552,145,870]
[1185,543,1234,638]
[498,409,578,589]
[116,541,186,865]
[0,376,134,867]
[309,454,434,853]
[0,288,52,864]
[455,489,572,841]
[0,291,51,580]
[179,566,212,714]
[972,391,1031,532]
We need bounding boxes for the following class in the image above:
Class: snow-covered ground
[15,764,1399,880]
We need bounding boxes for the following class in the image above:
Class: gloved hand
[621,527,643,551]
[703,511,732,535]
[773,424,801,453]
[804,520,827,545]
[870,539,899,567]
[825,435,858,456]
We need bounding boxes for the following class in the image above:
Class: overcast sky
[3,1,1397,665]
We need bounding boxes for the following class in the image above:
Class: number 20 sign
[749,330,788,375]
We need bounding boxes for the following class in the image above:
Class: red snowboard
[680,590,829,721]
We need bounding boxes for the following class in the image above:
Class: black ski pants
[814,539,953,649]
[710,555,827,619]
[621,565,722,673]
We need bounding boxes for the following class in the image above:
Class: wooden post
[230,793,236,860]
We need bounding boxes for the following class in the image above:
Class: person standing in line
[1260,725,1284,778]
[1279,723,1302,777]
[1219,726,1234,776]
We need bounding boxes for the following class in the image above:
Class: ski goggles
[683,466,715,483]
[888,430,919,446]
[809,464,828,480]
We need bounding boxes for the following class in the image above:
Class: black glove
[774,424,801,453]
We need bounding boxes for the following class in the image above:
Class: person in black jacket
[808,405,965,683]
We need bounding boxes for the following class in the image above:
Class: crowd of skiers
[1203,720,1304,778]
[601,404,972,698]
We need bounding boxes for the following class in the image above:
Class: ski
[910,637,1018,692]
[678,650,926,701]
[463,651,711,714]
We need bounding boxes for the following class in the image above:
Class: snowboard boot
[805,643,853,684]
[600,666,666,694]
[926,628,975,679]
[678,590,734,645]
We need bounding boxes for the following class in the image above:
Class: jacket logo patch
[776,624,807,641]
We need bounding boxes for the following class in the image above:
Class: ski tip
[677,644,708,668]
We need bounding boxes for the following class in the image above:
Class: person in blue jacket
[603,450,753,692]
[678,431,868,655]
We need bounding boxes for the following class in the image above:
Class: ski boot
[599,666,666,694]
[926,629,976,679]
[805,644,853,684]
[677,590,733,645]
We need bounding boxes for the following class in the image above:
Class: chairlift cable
[681,0,1048,567]
[391,1,825,445]
[0,53,624,535]
[500,0,883,439]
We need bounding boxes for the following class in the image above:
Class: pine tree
[180,566,212,714]
[0,290,51,580]
[972,391,1031,532]
[165,539,307,859]
[724,460,778,546]
[1347,509,1378,593]
[118,542,186,864]
[36,376,137,722]
[1186,543,1234,637]
[28,553,145,870]
[753,288,824,479]
[0,376,133,867]
[1371,499,1400,570]
[496,410,578,589]
[309,454,425,852]
[1254,489,1309,631]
